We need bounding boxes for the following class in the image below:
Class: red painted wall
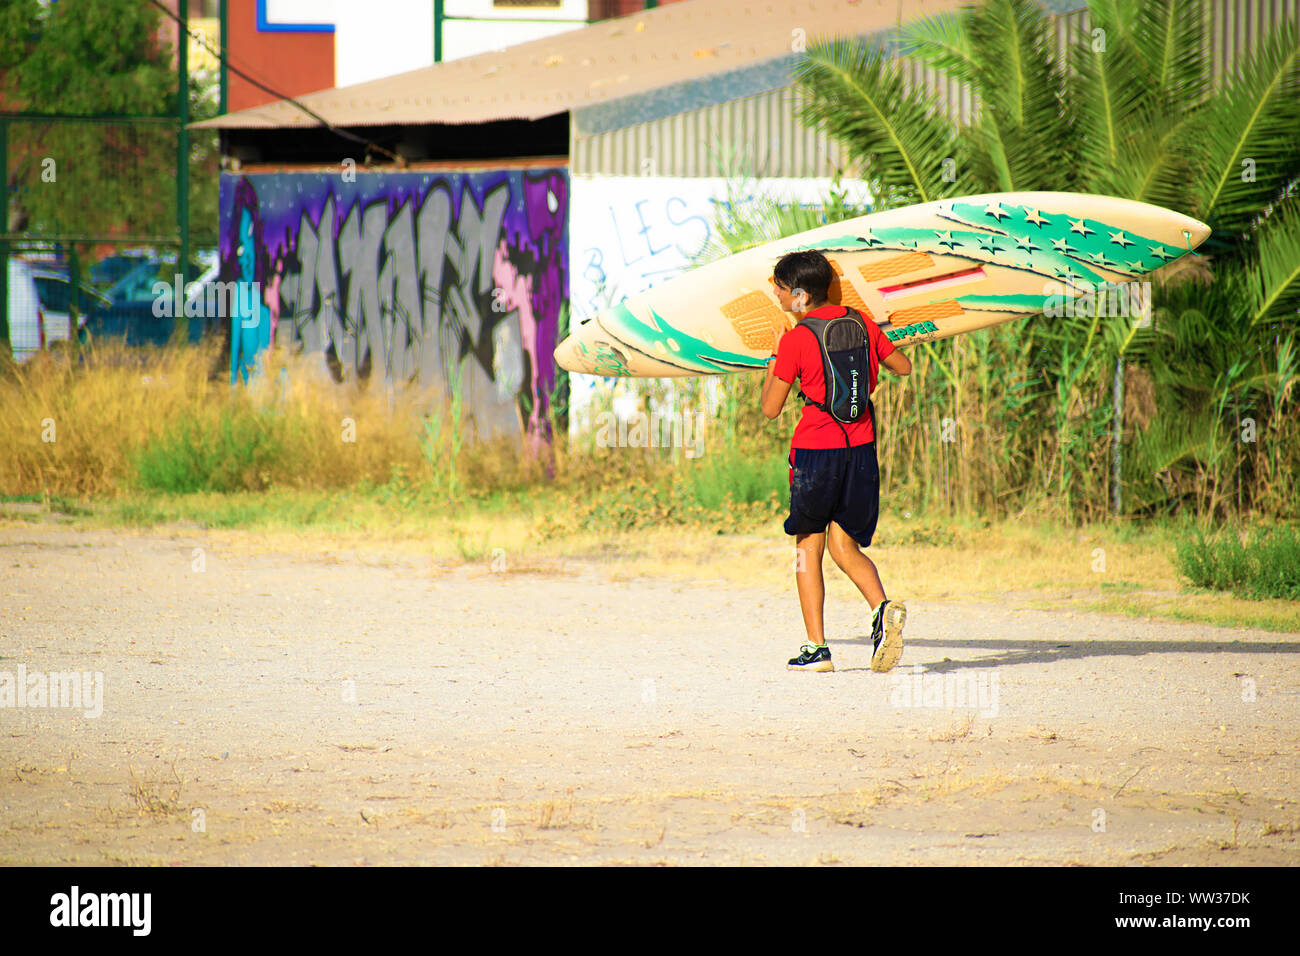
[227,0,334,112]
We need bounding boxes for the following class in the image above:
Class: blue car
[84,260,224,347]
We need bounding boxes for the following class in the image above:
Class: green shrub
[682,445,788,511]
[132,403,288,493]
[1175,526,1300,600]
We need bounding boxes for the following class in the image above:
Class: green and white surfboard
[554,191,1211,378]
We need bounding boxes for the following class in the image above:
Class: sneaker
[870,600,907,673]
[787,643,834,672]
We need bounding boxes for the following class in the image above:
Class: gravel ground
[1,519,1297,866]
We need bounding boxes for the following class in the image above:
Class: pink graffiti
[492,239,549,461]
[264,256,284,345]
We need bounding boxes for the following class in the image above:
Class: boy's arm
[761,358,792,419]
[871,323,911,380]
[882,349,912,376]
[761,327,794,419]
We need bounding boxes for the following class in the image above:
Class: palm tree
[794,0,1300,520]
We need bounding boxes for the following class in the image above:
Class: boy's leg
[793,531,827,644]
[827,443,907,671]
[785,448,837,670]
[826,522,886,608]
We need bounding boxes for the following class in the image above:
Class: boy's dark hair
[773,250,833,305]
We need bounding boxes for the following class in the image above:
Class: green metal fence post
[178,7,191,285]
[0,118,8,356]
[434,0,444,63]
[219,0,228,116]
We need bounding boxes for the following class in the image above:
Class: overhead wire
[142,0,403,165]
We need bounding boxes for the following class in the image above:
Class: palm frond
[1183,19,1300,239]
[1070,12,1155,189]
[1126,277,1240,402]
[899,9,979,80]
[1088,0,1140,37]
[795,36,962,206]
[1237,198,1300,327]
[1132,410,1219,474]
[1131,0,1208,108]
[965,0,1075,191]
[901,9,1017,191]
[1119,111,1197,210]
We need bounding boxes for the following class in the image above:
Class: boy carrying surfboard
[761,250,912,673]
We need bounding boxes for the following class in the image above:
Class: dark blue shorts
[784,443,880,546]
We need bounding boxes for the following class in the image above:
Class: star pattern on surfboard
[983,201,1011,221]
[1148,243,1174,260]
[1108,229,1134,248]
[934,230,962,250]
[1023,207,1050,227]
[858,230,884,247]
[1069,218,1094,236]
[1015,235,1041,252]
[1050,237,1071,252]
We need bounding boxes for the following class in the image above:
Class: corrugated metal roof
[569,0,1300,177]
[195,0,968,130]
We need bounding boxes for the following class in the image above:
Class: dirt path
[1,520,1296,865]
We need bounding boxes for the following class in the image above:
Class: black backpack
[797,307,877,448]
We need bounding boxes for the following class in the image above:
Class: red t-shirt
[773,305,896,448]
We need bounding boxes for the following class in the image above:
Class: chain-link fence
[2,113,220,363]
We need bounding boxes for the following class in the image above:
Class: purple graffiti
[219,170,568,445]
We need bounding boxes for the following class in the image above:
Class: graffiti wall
[218,168,568,443]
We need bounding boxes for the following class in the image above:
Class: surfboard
[554,191,1211,377]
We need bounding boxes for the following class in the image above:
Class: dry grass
[5,343,1298,633]
[126,764,185,819]
[1260,819,1300,838]
[535,789,595,831]
[0,340,538,498]
[262,800,317,814]
[1,343,222,497]
[522,519,1184,605]
[7,489,1297,631]
[929,714,978,743]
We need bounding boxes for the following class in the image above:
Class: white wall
[569,175,872,324]
[331,0,590,83]
[263,0,336,25]
[334,0,435,87]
